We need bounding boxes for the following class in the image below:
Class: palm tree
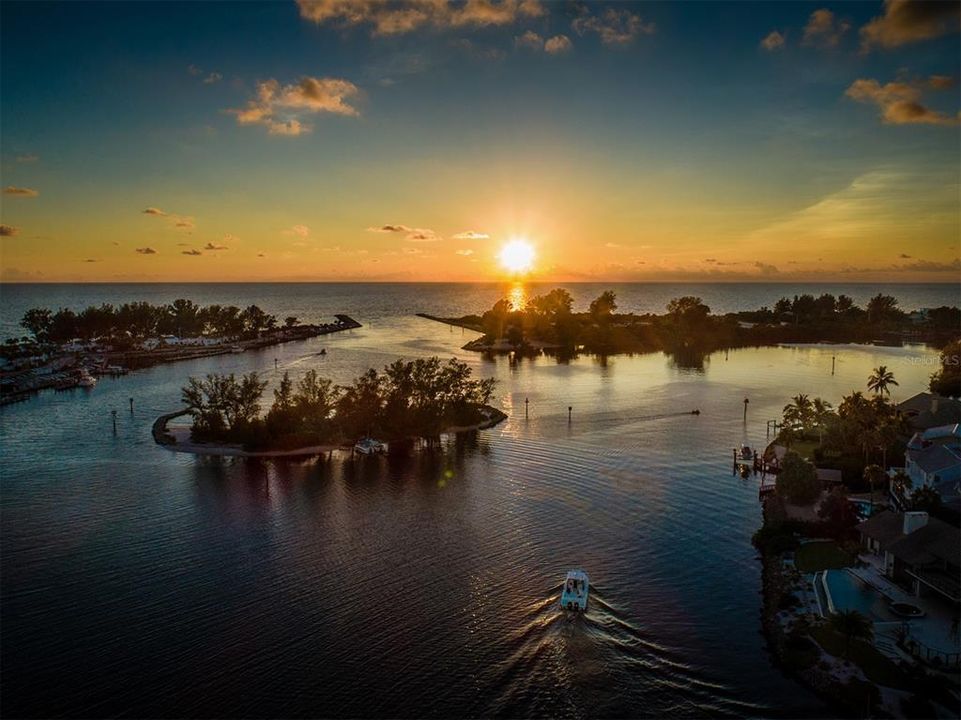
[867,366,898,396]
[863,464,886,507]
[812,397,834,445]
[783,394,814,435]
[830,610,873,658]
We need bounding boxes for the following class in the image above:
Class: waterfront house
[900,424,961,507]
[858,511,960,603]
[897,392,961,431]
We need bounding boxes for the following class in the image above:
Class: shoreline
[153,405,509,458]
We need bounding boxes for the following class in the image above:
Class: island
[0,299,361,404]
[421,289,960,368]
[154,356,506,456]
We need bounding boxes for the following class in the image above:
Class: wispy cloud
[846,77,960,126]
[182,249,203,256]
[860,0,960,51]
[451,230,489,240]
[455,249,474,256]
[802,9,850,49]
[135,247,157,254]
[760,30,786,51]
[367,223,441,241]
[204,241,229,250]
[15,154,38,163]
[142,207,167,216]
[3,186,39,197]
[545,34,572,54]
[230,76,361,136]
[0,225,20,236]
[572,7,654,46]
[189,64,222,84]
[284,224,311,238]
[296,0,544,36]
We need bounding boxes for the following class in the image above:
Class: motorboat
[77,369,97,388]
[560,569,589,612]
[354,437,387,455]
[889,602,925,618]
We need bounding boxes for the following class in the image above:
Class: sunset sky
[1,0,959,283]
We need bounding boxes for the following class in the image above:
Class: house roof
[909,444,961,474]
[887,519,960,567]
[857,510,904,548]
[921,424,961,442]
[897,392,961,430]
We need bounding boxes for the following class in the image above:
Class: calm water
[0,283,948,718]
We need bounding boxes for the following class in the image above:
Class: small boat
[354,437,387,455]
[560,569,589,612]
[230,346,245,354]
[77,369,97,388]
[889,602,925,618]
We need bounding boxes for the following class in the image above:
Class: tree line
[181,356,496,451]
[19,299,294,344]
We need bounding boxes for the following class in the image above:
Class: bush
[776,451,823,505]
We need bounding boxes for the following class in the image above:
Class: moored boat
[354,437,387,455]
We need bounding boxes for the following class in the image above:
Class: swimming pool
[822,570,895,621]
[847,499,879,520]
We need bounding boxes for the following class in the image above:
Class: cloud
[0,225,20,236]
[187,64,202,76]
[367,223,411,233]
[845,78,960,126]
[142,207,167,216]
[135,247,157,254]
[753,261,780,276]
[572,7,654,46]
[230,76,361,136]
[296,0,544,36]
[760,30,785,51]
[3,186,39,197]
[802,9,850,49]
[451,230,489,240]
[182,249,203,256]
[860,0,960,51]
[406,229,439,242]
[367,223,439,241]
[257,252,266,258]
[203,72,222,84]
[204,242,228,250]
[15,153,38,163]
[928,74,956,90]
[455,249,474,256]
[839,258,961,274]
[84,258,98,263]
[286,224,310,238]
[515,29,543,50]
[899,253,912,258]
[544,34,572,54]
[175,219,195,230]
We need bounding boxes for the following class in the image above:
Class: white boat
[354,437,387,455]
[560,569,589,612]
[77,369,97,388]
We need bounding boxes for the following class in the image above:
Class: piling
[525,397,529,419]
[129,397,134,413]
[111,409,117,434]
[743,397,749,422]
[568,406,572,422]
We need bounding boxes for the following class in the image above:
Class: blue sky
[1,1,959,282]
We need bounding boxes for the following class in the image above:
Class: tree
[863,464,886,507]
[589,291,617,325]
[666,296,710,322]
[929,339,960,398]
[829,610,873,658]
[836,294,855,314]
[20,308,52,342]
[284,316,298,328]
[867,365,898,396]
[811,398,834,445]
[866,294,900,324]
[481,298,512,340]
[909,485,942,513]
[818,488,859,536]
[783,394,814,434]
[776,451,823,505]
[294,369,340,434]
[774,297,792,316]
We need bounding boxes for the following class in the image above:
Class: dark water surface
[0,284,946,717]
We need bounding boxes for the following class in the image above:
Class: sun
[498,239,535,274]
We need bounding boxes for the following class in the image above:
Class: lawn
[810,624,908,689]
[795,541,855,573]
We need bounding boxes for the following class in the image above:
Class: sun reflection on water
[508,284,527,311]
